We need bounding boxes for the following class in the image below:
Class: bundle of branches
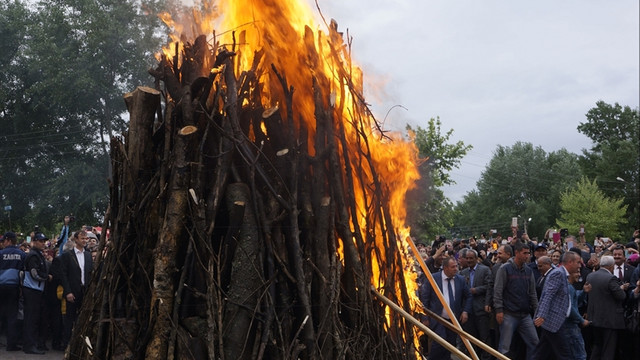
[68,25,417,360]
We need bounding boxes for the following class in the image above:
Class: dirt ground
[0,335,64,360]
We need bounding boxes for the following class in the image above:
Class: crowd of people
[0,216,100,355]
[1,216,639,360]
[415,228,640,360]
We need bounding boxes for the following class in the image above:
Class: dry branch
[69,23,418,360]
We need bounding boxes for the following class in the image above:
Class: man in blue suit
[419,256,472,360]
[532,250,581,359]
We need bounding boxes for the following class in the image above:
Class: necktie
[538,274,545,287]
[618,266,623,280]
[470,268,475,286]
[565,276,572,317]
[447,278,455,309]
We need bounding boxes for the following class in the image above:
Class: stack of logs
[68,27,417,360]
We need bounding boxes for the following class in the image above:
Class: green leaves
[578,101,639,233]
[0,0,168,233]
[407,118,472,187]
[453,100,637,240]
[578,101,639,151]
[406,118,472,241]
[453,142,582,238]
[556,177,628,241]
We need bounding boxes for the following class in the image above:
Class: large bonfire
[69,0,422,359]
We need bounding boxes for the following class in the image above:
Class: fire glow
[159,0,421,337]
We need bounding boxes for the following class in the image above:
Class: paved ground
[0,335,64,360]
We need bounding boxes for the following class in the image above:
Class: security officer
[22,232,51,355]
[0,231,26,351]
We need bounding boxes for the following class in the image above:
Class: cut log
[69,16,419,360]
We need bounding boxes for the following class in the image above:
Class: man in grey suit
[532,251,581,360]
[585,255,628,360]
[460,249,493,360]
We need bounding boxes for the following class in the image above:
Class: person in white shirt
[60,230,93,348]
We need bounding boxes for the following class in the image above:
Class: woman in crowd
[550,249,562,267]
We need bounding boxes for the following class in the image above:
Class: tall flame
[159,0,421,337]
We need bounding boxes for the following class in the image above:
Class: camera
[68,214,75,222]
[560,228,569,237]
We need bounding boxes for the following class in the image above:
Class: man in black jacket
[23,232,51,355]
[60,230,93,348]
[0,232,26,351]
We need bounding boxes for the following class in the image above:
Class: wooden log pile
[68,22,418,360]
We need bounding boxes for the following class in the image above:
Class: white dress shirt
[74,247,86,285]
[441,271,455,319]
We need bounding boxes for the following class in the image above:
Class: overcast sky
[312,0,640,203]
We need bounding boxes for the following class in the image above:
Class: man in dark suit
[535,256,553,300]
[528,243,548,283]
[613,246,636,284]
[419,256,472,360]
[460,249,493,360]
[60,230,93,347]
[532,251,581,359]
[586,255,628,360]
[612,246,635,358]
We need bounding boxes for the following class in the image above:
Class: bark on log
[70,22,419,360]
[145,129,194,359]
[222,183,262,360]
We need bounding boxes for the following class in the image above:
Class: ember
[68,0,421,359]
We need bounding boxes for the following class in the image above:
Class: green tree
[453,142,582,239]
[577,101,639,234]
[0,0,167,233]
[406,118,472,242]
[556,177,628,242]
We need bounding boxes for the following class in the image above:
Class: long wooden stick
[406,237,479,360]
[370,286,471,360]
[421,307,509,360]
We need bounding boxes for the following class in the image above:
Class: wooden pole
[370,287,472,360]
[406,236,479,360]
[421,307,509,360]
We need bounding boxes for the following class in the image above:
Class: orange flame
[158,0,421,341]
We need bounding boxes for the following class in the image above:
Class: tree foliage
[0,0,167,234]
[453,142,582,239]
[556,177,628,241]
[577,101,639,233]
[406,118,471,242]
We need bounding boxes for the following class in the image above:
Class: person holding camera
[57,215,72,256]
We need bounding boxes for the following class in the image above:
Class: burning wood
[68,1,421,359]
